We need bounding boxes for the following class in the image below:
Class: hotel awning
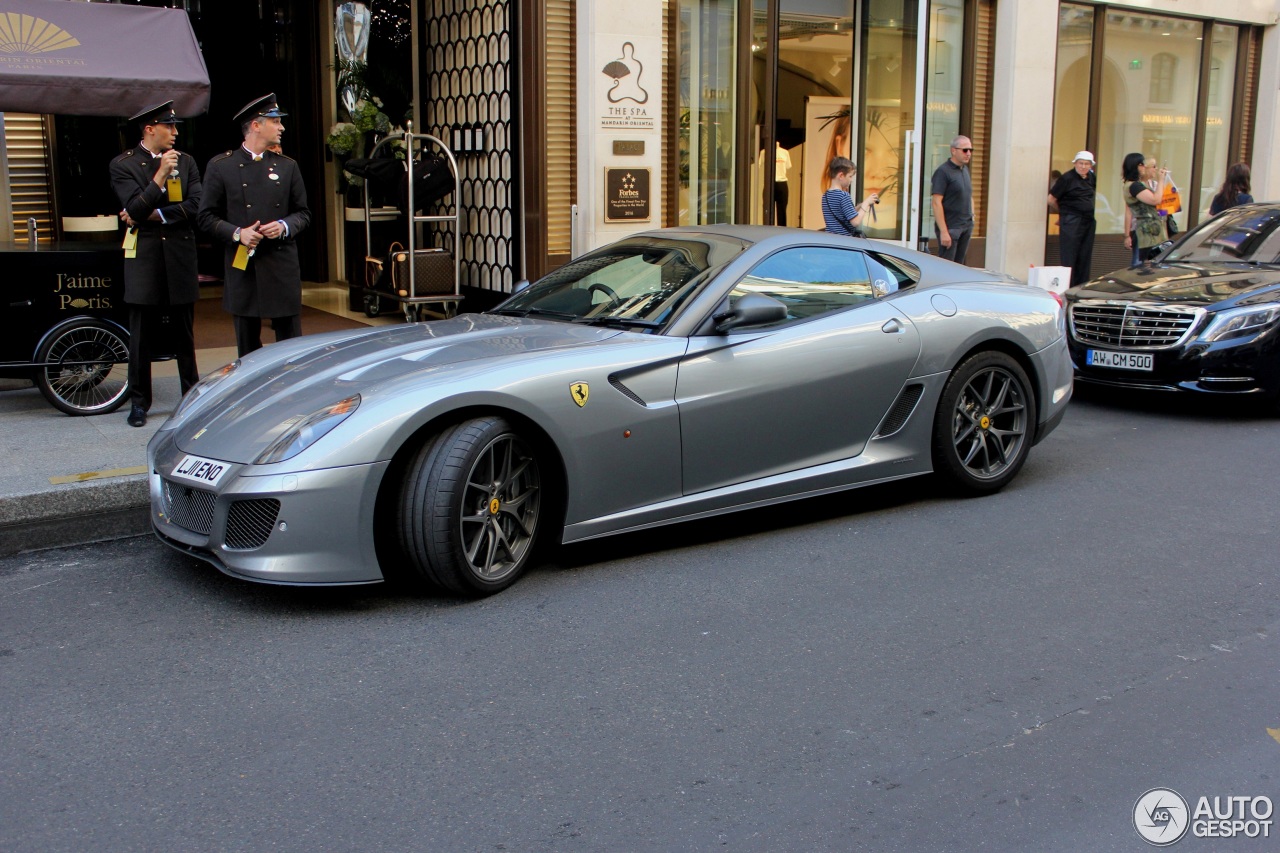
[0,0,209,118]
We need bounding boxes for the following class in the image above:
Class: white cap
[1072,150,1095,164]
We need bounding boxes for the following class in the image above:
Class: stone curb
[0,476,150,557]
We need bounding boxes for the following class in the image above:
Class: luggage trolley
[355,124,462,323]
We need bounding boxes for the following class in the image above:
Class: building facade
[4,0,1278,299]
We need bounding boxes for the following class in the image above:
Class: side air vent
[875,384,924,438]
[609,375,648,407]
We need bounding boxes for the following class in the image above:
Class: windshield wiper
[572,315,661,329]
[489,307,579,320]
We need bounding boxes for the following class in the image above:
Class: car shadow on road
[542,474,946,573]
[152,473,951,612]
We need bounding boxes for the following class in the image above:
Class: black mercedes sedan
[1065,202,1280,403]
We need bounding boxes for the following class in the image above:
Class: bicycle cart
[0,233,137,415]
[348,125,463,323]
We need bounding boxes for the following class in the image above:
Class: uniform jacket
[198,147,311,318]
[108,147,202,305]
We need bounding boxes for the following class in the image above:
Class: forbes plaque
[604,168,651,223]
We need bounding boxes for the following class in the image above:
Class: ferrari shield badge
[570,381,589,407]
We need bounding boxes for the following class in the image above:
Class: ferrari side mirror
[713,293,788,333]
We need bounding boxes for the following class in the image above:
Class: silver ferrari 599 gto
[149,226,1073,596]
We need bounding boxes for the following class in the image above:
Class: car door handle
[881,318,904,334]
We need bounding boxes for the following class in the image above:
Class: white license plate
[1086,350,1153,371]
[170,454,231,488]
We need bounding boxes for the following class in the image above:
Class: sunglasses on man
[953,146,973,153]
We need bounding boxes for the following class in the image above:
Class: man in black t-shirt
[930,136,975,264]
[1048,150,1097,287]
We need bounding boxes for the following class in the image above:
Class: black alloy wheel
[931,351,1033,494]
[398,416,543,595]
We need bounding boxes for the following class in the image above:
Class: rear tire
[931,351,1033,494]
[34,319,130,416]
[397,417,543,596]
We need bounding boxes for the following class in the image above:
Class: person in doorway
[821,157,878,237]
[109,100,202,428]
[1047,151,1097,286]
[198,93,311,357]
[930,136,974,264]
[773,140,792,226]
[1209,162,1253,216]
[1120,152,1169,265]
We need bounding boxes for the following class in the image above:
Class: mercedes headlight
[1198,305,1280,342]
[255,395,361,465]
[166,360,240,426]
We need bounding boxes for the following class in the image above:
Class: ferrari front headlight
[255,395,361,465]
[165,360,240,426]
[1198,305,1280,342]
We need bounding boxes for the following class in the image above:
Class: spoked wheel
[34,319,130,415]
[398,416,543,596]
[931,351,1033,494]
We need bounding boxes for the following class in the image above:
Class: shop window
[1096,13,1202,236]
[677,0,738,227]
[1199,25,1238,219]
[1149,52,1177,104]
[922,0,965,240]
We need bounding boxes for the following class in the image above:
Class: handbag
[389,242,456,296]
[1165,214,1179,238]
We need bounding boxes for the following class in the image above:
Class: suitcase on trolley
[391,247,455,296]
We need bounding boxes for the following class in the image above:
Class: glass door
[737,0,938,243]
[743,0,857,229]
[859,0,922,245]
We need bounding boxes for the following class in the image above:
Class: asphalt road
[3,388,1279,852]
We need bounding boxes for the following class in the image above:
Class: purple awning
[0,0,209,117]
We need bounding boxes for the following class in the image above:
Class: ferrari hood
[173,315,625,462]
[1069,263,1280,307]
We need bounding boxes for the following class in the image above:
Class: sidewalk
[0,285,396,557]
[0,345,238,557]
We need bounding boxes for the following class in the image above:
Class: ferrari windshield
[1166,206,1280,265]
[493,234,749,330]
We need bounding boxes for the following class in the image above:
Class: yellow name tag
[232,243,251,270]
[166,176,182,202]
[122,228,137,259]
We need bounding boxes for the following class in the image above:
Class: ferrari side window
[728,246,875,326]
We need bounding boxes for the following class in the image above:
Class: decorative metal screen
[421,0,516,294]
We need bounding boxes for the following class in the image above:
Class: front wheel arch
[372,406,567,589]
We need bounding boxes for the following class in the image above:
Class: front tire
[398,417,543,596]
[35,319,130,416]
[931,351,1033,494]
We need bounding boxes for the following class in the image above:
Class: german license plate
[1086,350,1153,371]
[171,454,231,488]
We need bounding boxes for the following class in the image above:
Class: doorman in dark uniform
[198,93,311,357]
[109,100,202,428]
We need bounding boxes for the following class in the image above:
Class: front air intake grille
[162,480,216,535]
[876,384,925,438]
[224,499,281,550]
[1070,302,1201,349]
